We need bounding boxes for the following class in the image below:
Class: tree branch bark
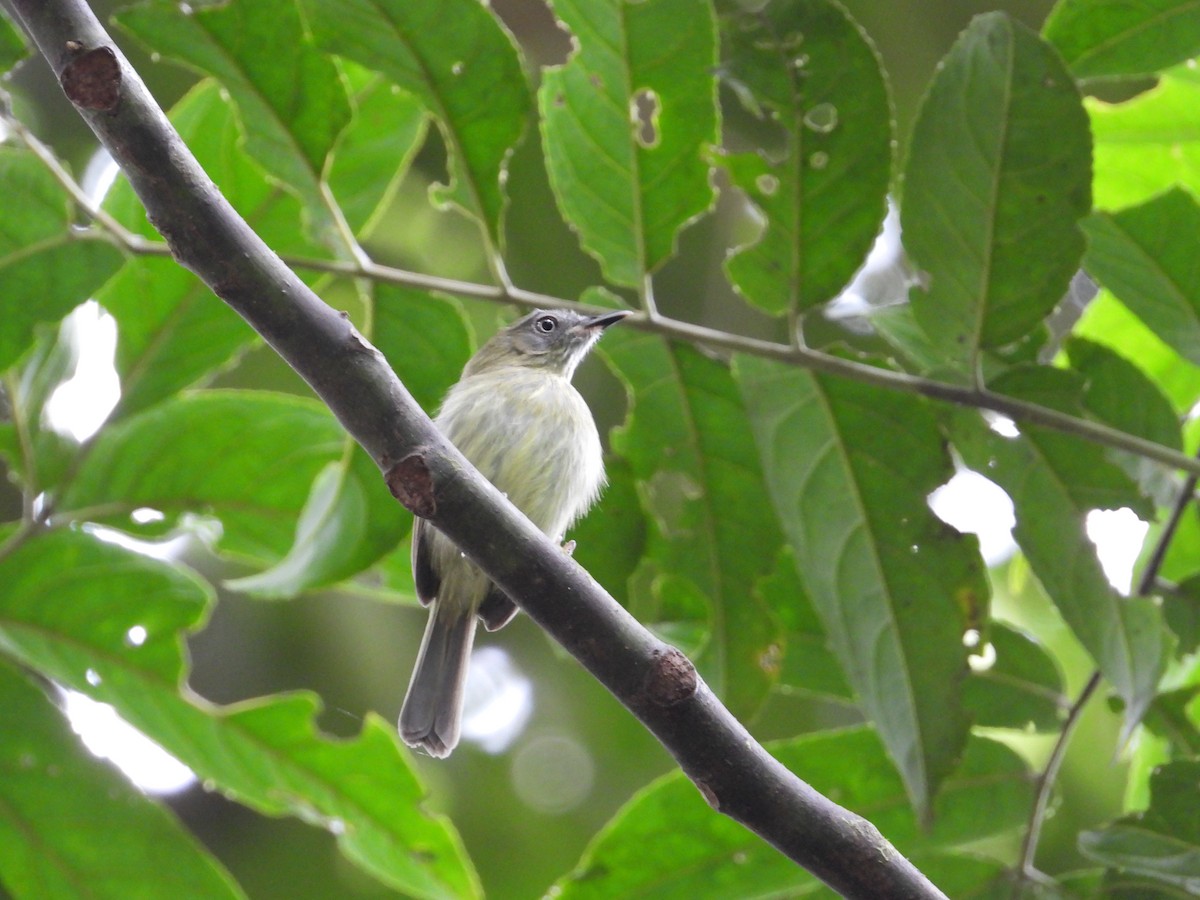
[10,1,947,896]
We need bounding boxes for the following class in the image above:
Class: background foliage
[1,0,1200,897]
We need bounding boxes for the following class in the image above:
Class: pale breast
[436,369,605,541]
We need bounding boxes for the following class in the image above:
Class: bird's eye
[535,315,557,334]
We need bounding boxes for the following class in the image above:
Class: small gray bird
[399,307,630,758]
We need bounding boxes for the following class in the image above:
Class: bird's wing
[411,517,439,607]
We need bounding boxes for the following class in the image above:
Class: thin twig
[1014,460,1199,891]
[7,107,1200,482]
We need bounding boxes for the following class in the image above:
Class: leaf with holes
[901,13,1091,375]
[0,529,479,899]
[539,0,718,288]
[719,0,892,318]
[734,353,983,818]
[949,370,1168,732]
[299,0,530,258]
[964,623,1067,732]
[603,330,783,719]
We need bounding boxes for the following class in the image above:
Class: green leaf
[949,381,1169,732]
[58,391,345,563]
[299,0,530,256]
[0,148,124,373]
[1165,575,1200,655]
[0,663,244,900]
[964,623,1067,732]
[605,332,784,718]
[1142,686,1200,755]
[1066,337,1184,504]
[115,0,351,241]
[326,64,428,237]
[734,354,982,817]
[1066,338,1182,452]
[0,530,480,900]
[2,318,86,496]
[98,81,326,419]
[757,546,851,700]
[228,286,472,596]
[571,457,647,609]
[1073,288,1200,412]
[1083,189,1200,367]
[1043,0,1200,81]
[552,729,1029,899]
[1089,70,1200,211]
[1080,760,1200,892]
[225,446,407,597]
[719,0,892,317]
[901,13,1091,375]
[372,285,473,414]
[539,0,718,288]
[0,7,29,72]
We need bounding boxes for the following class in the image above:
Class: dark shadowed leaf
[901,13,1091,375]
[734,354,982,817]
[1080,760,1200,893]
[758,546,851,700]
[720,0,892,317]
[539,0,718,288]
[604,331,784,718]
[964,623,1067,733]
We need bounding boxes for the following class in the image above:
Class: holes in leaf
[631,88,660,149]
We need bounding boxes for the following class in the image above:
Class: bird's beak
[582,310,633,331]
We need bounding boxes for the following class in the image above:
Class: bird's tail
[399,601,477,758]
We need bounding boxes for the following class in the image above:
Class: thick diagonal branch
[10,2,946,897]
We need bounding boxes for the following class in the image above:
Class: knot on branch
[385,451,437,519]
[644,647,698,707]
[61,45,121,113]
[695,780,720,811]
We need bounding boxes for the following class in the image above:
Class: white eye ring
[535,316,557,333]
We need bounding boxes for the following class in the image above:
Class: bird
[399,307,630,758]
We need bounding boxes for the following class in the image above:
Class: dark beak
[583,310,633,330]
